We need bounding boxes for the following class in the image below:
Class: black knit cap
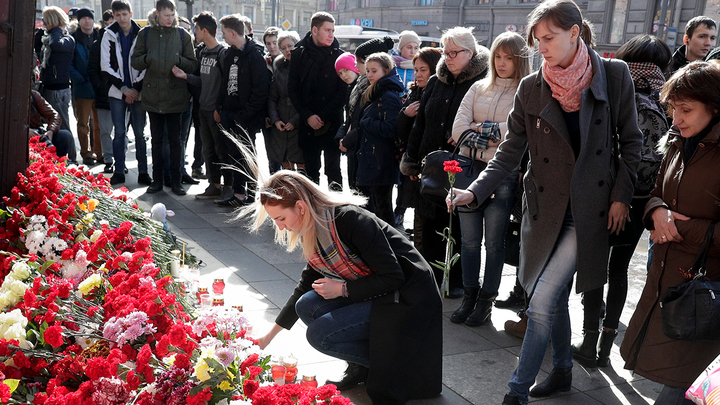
[355,36,395,61]
[76,7,95,21]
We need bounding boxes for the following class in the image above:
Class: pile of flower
[0,139,352,404]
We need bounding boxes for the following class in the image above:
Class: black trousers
[420,204,463,289]
[149,112,183,185]
[299,127,342,190]
[220,111,257,198]
[368,185,394,226]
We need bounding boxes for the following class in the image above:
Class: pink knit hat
[335,52,360,75]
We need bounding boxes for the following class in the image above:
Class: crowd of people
[30,0,720,404]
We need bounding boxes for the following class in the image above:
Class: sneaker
[137,173,153,185]
[103,163,114,173]
[181,173,200,185]
[216,195,248,207]
[214,186,234,204]
[110,173,125,185]
[191,168,207,179]
[196,184,222,200]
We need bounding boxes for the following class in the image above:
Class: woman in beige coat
[449,32,530,326]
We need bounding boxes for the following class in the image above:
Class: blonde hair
[361,52,395,105]
[231,138,366,259]
[42,6,69,30]
[441,26,479,56]
[487,32,531,88]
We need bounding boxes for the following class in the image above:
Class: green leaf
[3,379,19,393]
[204,357,225,370]
[40,260,55,273]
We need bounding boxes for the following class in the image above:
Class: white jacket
[100,21,146,100]
[451,77,517,163]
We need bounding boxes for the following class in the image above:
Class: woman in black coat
[396,47,442,249]
[253,171,442,405]
[401,27,490,297]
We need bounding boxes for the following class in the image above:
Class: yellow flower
[78,274,103,296]
[194,358,213,382]
[87,199,99,212]
[218,380,232,391]
[78,203,87,212]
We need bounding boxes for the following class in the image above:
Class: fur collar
[436,45,490,85]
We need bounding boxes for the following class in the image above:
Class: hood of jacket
[371,68,405,99]
[436,45,490,85]
[273,53,289,70]
[147,8,178,28]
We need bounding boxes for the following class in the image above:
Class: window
[302,11,312,29]
[420,0,434,5]
[520,0,539,3]
[264,8,273,25]
[242,5,255,23]
[609,0,628,43]
[329,0,339,10]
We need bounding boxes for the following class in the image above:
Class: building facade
[328,0,720,56]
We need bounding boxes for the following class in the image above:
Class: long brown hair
[488,32,530,88]
[361,52,395,105]
[526,0,595,48]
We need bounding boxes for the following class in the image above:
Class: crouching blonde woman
[251,170,442,404]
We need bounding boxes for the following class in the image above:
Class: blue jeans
[508,210,577,403]
[109,98,148,174]
[458,171,518,295]
[655,385,693,405]
[295,290,371,367]
[43,88,75,161]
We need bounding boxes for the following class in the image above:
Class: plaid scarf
[542,40,593,113]
[307,208,373,281]
[626,62,665,92]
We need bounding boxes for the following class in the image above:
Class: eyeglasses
[280,45,295,51]
[443,49,468,59]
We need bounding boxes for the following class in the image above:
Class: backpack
[633,90,668,196]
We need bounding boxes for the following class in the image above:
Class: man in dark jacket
[132,0,197,195]
[173,11,228,200]
[214,14,271,207]
[70,7,102,166]
[87,10,115,173]
[669,15,716,74]
[288,12,347,190]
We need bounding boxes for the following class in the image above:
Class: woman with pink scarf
[448,1,642,403]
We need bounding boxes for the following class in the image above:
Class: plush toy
[150,203,176,243]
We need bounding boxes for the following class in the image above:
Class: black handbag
[660,220,720,341]
[420,130,488,207]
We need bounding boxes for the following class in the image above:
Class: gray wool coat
[467,46,642,294]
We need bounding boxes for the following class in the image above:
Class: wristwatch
[475,122,482,132]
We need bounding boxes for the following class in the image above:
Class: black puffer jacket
[87,27,109,109]
[40,27,75,90]
[288,32,347,131]
[405,46,490,167]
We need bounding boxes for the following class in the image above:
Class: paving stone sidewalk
[80,127,662,405]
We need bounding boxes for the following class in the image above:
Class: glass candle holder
[199,293,211,308]
[283,357,298,383]
[271,365,286,385]
[212,297,224,307]
[212,279,225,295]
[232,305,244,312]
[196,287,208,302]
[300,375,318,389]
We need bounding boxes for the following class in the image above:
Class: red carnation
[443,160,462,174]
[186,388,212,405]
[243,379,259,398]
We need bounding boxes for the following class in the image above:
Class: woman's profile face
[413,59,432,88]
[265,203,303,233]
[533,20,579,69]
[669,99,716,138]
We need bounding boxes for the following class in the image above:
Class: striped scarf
[307,208,373,281]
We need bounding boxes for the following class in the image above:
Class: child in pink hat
[335,52,360,84]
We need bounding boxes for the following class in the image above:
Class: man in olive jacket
[288,12,347,190]
[131,0,197,195]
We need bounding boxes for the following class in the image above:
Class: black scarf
[684,116,720,164]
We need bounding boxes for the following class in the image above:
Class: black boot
[465,293,496,327]
[325,362,369,391]
[450,287,480,323]
[597,329,618,367]
[501,394,522,405]
[496,279,526,308]
[529,367,572,397]
[572,329,599,368]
